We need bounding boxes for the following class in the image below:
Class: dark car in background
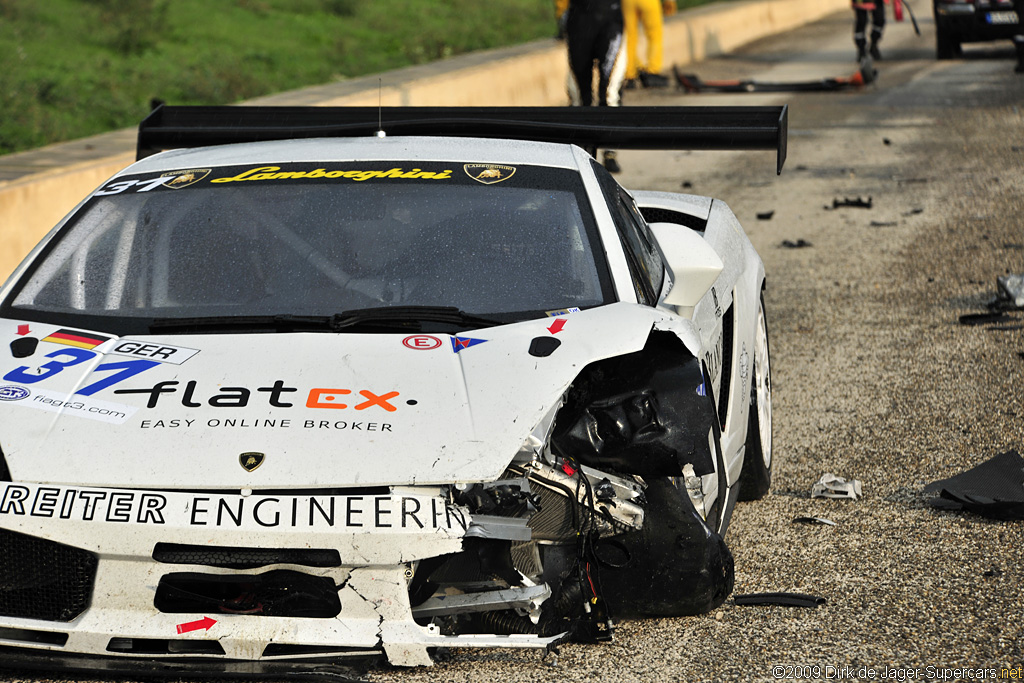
[933,0,1020,58]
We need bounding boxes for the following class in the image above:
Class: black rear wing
[137,105,788,174]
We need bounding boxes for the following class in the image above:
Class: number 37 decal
[3,348,156,396]
[93,176,171,196]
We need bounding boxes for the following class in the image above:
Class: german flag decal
[42,328,111,349]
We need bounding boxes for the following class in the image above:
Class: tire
[936,24,960,59]
[738,295,772,501]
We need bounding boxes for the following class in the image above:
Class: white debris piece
[995,274,1024,309]
[811,473,863,500]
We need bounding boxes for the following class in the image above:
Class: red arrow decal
[176,616,217,634]
[547,318,566,335]
[16,325,30,336]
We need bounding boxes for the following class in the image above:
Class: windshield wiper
[148,308,503,334]
[329,306,503,331]
[149,314,341,334]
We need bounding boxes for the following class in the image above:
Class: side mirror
[649,223,723,310]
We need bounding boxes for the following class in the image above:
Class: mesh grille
[527,485,611,541]
[0,529,97,622]
[153,543,341,569]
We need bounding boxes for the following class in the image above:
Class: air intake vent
[0,627,68,646]
[0,529,97,622]
[153,543,341,569]
[155,571,341,618]
[718,304,735,429]
[107,637,225,655]
[638,207,708,232]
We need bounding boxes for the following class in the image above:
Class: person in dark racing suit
[851,0,886,61]
[556,0,627,172]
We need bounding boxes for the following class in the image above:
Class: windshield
[5,161,611,333]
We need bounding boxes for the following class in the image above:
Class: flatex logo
[0,385,30,401]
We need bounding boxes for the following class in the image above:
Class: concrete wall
[0,0,847,282]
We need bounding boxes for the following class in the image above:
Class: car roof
[126,135,585,175]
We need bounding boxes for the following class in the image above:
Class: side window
[616,193,665,299]
[590,160,664,305]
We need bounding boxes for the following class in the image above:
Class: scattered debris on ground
[780,239,812,248]
[733,593,827,608]
[924,450,1024,521]
[792,516,837,526]
[989,274,1024,311]
[673,63,875,93]
[828,196,873,210]
[811,473,862,500]
[958,312,1009,326]
[757,210,775,220]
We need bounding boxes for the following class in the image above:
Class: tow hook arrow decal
[176,616,217,634]
[547,318,566,335]
[16,325,29,336]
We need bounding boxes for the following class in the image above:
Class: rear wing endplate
[137,105,788,174]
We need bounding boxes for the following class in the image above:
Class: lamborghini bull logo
[465,164,516,184]
[162,168,211,189]
[240,452,265,472]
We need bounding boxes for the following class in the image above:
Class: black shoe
[639,71,670,88]
[856,45,867,62]
[870,43,882,60]
[622,78,638,90]
[603,151,621,174]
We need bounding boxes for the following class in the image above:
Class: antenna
[376,79,385,138]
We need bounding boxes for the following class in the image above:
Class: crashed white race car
[0,105,783,676]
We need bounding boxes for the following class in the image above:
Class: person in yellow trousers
[623,0,676,87]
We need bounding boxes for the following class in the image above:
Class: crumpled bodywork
[0,321,735,671]
[551,332,717,478]
[400,329,733,650]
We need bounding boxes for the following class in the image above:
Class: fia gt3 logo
[0,385,30,401]
[240,452,265,472]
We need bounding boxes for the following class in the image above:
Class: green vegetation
[0,0,721,155]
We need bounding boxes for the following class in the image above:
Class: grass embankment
[0,0,720,155]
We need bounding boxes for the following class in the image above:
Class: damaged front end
[410,331,734,657]
[0,331,733,673]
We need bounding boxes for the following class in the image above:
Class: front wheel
[738,295,772,501]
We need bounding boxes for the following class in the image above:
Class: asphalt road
[3,8,1022,683]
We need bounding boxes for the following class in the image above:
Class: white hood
[0,305,664,489]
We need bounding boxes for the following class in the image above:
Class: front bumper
[0,483,561,669]
[935,4,1020,41]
